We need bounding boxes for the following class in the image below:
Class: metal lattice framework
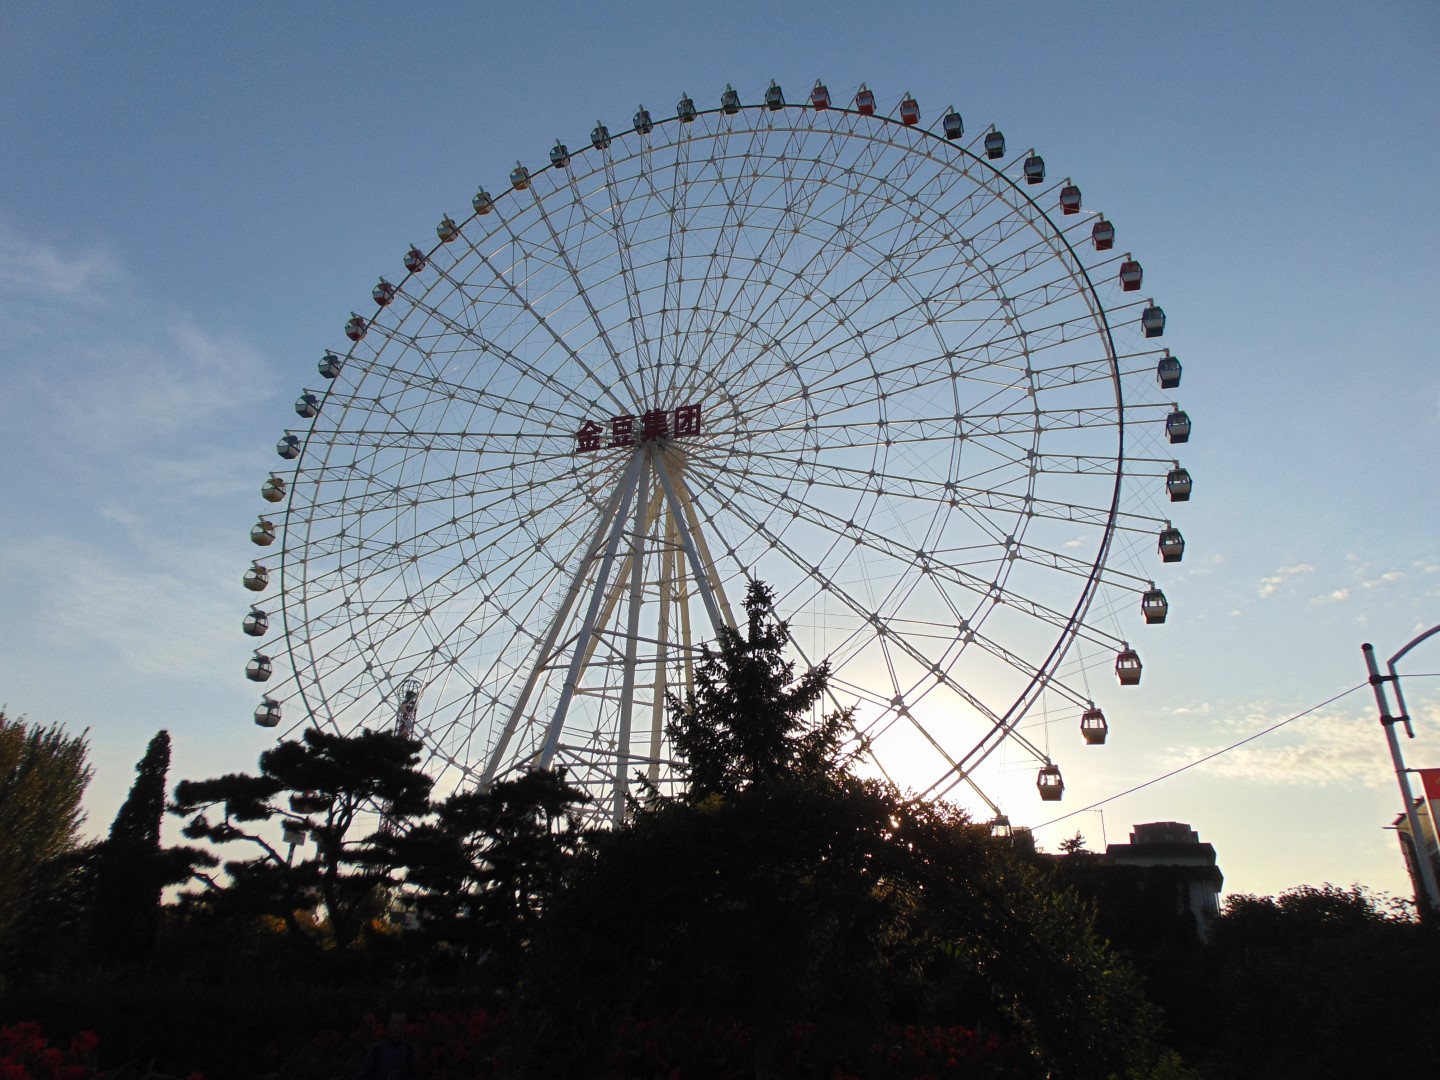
[243,81,1191,823]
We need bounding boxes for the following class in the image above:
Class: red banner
[1418,768,1440,803]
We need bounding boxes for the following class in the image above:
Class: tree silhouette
[172,727,433,951]
[0,710,92,955]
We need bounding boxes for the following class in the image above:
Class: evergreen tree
[92,730,202,962]
[172,727,434,952]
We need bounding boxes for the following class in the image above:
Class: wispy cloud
[1257,563,1315,598]
[1310,588,1350,605]
[0,223,122,300]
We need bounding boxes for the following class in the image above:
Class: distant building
[1102,821,1225,938]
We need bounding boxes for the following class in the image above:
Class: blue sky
[1,1,1438,901]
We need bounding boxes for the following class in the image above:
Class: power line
[1033,681,1370,830]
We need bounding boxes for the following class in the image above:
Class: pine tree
[92,730,173,962]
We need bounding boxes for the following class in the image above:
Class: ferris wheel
[242,79,1193,825]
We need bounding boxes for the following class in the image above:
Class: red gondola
[1059,184,1081,214]
[404,246,427,273]
[1119,259,1143,291]
[372,279,396,307]
[899,93,920,126]
[811,80,831,109]
[344,313,367,341]
[855,83,876,115]
[1092,218,1115,251]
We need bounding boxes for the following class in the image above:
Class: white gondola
[1165,409,1191,444]
[764,80,784,110]
[1157,354,1181,389]
[721,84,741,114]
[243,562,269,592]
[1158,525,1185,563]
[261,475,286,503]
[984,129,1005,159]
[250,518,276,546]
[245,652,273,682]
[590,123,611,150]
[1023,153,1045,184]
[1119,259,1143,291]
[1142,587,1169,624]
[1059,183,1081,215]
[294,393,319,419]
[677,93,697,122]
[344,313,367,341]
[509,163,530,190]
[810,80,831,110]
[243,606,269,636]
[472,188,495,214]
[855,83,876,115]
[1081,705,1108,745]
[1115,647,1143,686]
[1037,764,1065,801]
[254,697,282,728]
[633,106,654,134]
[372,279,396,306]
[1092,218,1115,250]
[898,93,920,126]
[437,214,460,242]
[549,140,570,169]
[942,108,964,140]
[276,434,301,460]
[403,245,427,273]
[1166,466,1192,502]
[1142,302,1166,338]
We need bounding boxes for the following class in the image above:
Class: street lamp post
[1363,629,1440,917]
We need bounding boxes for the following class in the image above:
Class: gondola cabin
[251,518,276,546]
[1119,259,1143,291]
[1115,647,1143,686]
[294,393,319,419]
[1158,525,1186,563]
[243,606,269,636]
[855,84,876,115]
[246,652,273,682]
[633,107,654,134]
[261,475,286,503]
[276,434,301,460]
[1165,409,1191,444]
[254,698,281,728]
[549,141,570,169]
[1166,467,1192,502]
[942,108,964,140]
[472,188,495,214]
[436,214,460,242]
[344,314,367,341]
[1037,764,1065,801]
[1141,588,1169,624]
[320,350,344,380]
[1092,219,1115,251]
[765,81,785,110]
[990,814,1013,840]
[282,821,307,846]
[984,129,1006,159]
[1142,303,1166,338]
[811,80,831,109]
[677,94,697,122]
[590,123,611,150]
[1157,354,1182,389]
[1059,184,1081,214]
[721,84,741,114]
[371,279,395,307]
[1081,706,1108,745]
[899,94,920,126]
[510,163,530,190]
[404,246,427,273]
[1023,154,1045,184]
[244,562,269,592]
